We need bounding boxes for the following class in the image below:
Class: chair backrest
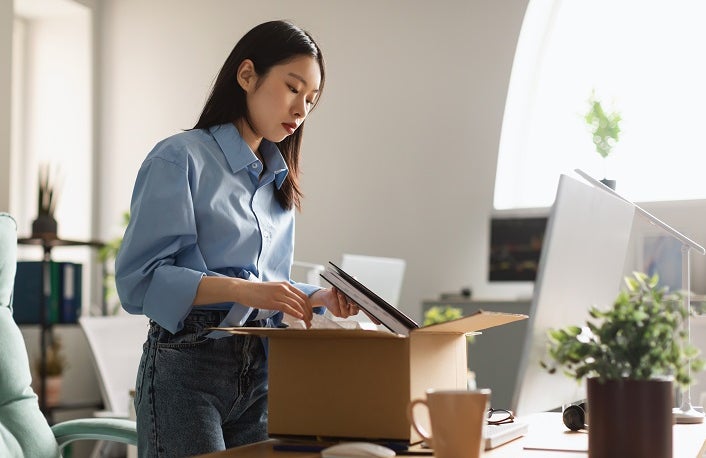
[79,314,149,418]
[0,213,59,457]
[340,254,406,307]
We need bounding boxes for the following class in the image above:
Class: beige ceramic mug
[407,388,490,458]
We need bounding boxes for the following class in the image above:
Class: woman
[115,20,357,457]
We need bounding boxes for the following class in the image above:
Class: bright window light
[494,0,706,209]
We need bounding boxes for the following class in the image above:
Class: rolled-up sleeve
[291,281,320,297]
[115,155,204,333]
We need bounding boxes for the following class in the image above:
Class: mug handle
[407,398,433,444]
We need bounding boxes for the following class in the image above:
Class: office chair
[341,254,406,306]
[79,314,148,419]
[291,261,325,287]
[0,213,136,457]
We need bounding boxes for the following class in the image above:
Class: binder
[48,261,61,324]
[13,261,43,324]
[60,263,82,323]
[13,261,82,324]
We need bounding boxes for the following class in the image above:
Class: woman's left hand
[311,287,359,318]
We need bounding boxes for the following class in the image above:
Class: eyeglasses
[487,408,515,425]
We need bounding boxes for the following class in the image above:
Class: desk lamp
[575,169,705,424]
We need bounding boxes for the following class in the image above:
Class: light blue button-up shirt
[115,123,319,334]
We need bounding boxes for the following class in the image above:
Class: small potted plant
[33,332,68,407]
[543,272,704,458]
[423,305,472,343]
[585,92,621,190]
[31,164,59,239]
[98,211,130,314]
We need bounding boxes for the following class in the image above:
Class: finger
[328,290,343,317]
[362,309,381,325]
[344,300,356,317]
[278,295,312,325]
[259,284,309,323]
[276,283,313,321]
[279,303,311,327]
[336,291,351,318]
[289,283,314,321]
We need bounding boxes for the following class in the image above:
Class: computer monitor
[511,173,636,416]
[488,216,548,282]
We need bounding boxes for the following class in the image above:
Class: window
[494,0,706,209]
[11,1,92,239]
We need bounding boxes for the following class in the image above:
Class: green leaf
[543,271,705,390]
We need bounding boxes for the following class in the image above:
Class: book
[320,262,419,336]
[48,261,61,324]
[13,261,43,324]
[60,263,82,323]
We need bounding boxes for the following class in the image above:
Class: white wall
[7,0,705,322]
[97,0,530,321]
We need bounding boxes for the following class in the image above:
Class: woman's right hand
[194,277,313,327]
[237,281,313,326]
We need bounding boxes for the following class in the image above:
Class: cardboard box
[218,310,526,442]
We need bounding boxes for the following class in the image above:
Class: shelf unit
[17,235,105,423]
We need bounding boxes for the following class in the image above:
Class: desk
[196,413,706,458]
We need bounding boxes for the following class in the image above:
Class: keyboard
[484,419,529,449]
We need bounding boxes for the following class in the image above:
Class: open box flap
[210,310,526,338]
[414,310,528,335]
[207,327,404,340]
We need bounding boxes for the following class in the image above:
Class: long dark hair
[193,20,325,211]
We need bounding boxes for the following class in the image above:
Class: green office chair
[0,212,137,457]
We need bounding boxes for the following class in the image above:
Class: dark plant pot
[599,178,616,190]
[587,378,673,458]
[31,214,58,239]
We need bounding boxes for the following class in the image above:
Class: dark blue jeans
[134,309,268,457]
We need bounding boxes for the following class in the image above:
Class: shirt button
[251,163,258,169]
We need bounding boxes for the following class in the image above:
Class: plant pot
[587,377,673,458]
[33,374,63,407]
[31,214,58,239]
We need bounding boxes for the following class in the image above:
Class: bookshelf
[17,235,104,423]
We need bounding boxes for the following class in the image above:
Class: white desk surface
[198,412,706,457]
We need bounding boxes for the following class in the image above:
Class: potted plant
[33,332,68,407]
[585,92,621,190]
[98,211,130,314]
[543,272,704,458]
[423,305,463,326]
[31,164,59,239]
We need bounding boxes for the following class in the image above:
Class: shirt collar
[209,123,289,189]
